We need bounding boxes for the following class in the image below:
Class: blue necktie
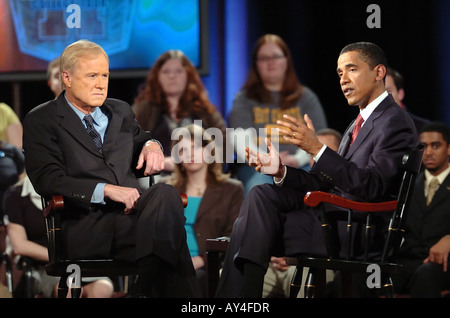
[84,115,103,153]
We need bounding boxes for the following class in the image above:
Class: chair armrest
[42,192,187,218]
[304,191,397,212]
[42,195,64,217]
[180,193,188,208]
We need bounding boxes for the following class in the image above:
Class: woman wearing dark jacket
[161,124,243,296]
[132,50,227,175]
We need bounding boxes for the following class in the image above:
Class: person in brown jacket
[162,124,244,296]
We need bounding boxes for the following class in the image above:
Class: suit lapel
[101,103,121,153]
[338,123,353,156]
[414,173,428,211]
[427,174,450,208]
[57,95,103,157]
[344,95,395,158]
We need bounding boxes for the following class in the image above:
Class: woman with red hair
[132,50,226,175]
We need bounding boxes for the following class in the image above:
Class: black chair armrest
[43,192,186,216]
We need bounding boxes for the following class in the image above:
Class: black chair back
[286,144,425,298]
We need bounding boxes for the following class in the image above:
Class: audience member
[309,128,342,167]
[46,57,62,98]
[0,102,23,149]
[385,67,430,133]
[263,127,342,298]
[0,140,24,221]
[132,50,227,176]
[161,124,244,295]
[227,34,328,195]
[0,140,24,297]
[22,40,200,297]
[3,174,114,298]
[356,121,450,297]
[215,42,418,298]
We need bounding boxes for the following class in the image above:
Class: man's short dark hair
[387,67,405,90]
[340,42,388,70]
[420,122,450,145]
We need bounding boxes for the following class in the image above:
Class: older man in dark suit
[215,42,419,298]
[23,40,200,297]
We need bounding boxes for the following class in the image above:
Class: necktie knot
[426,177,439,205]
[84,115,103,153]
[84,114,94,125]
[351,114,364,145]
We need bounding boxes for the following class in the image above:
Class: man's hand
[104,184,140,214]
[270,257,291,272]
[424,235,450,272]
[277,114,323,157]
[279,151,299,168]
[136,140,165,176]
[245,137,284,178]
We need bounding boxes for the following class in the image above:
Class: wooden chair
[205,236,230,298]
[285,144,425,298]
[42,176,188,298]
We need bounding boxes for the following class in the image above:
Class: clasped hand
[137,140,165,176]
[105,141,164,214]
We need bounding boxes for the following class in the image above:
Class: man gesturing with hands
[216,42,418,298]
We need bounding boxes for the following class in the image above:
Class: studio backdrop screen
[0,0,207,80]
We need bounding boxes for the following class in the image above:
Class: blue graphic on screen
[8,0,200,70]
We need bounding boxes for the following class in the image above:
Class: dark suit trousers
[392,258,450,297]
[63,183,200,297]
[215,184,327,298]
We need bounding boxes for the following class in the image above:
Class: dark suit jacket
[399,172,450,260]
[284,94,418,202]
[24,93,151,206]
[23,93,153,259]
[406,108,430,135]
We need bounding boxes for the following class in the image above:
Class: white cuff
[273,164,287,186]
[313,144,327,163]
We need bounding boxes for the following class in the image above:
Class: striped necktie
[84,114,103,153]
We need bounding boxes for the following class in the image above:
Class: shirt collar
[359,90,389,124]
[64,92,103,124]
[425,165,450,186]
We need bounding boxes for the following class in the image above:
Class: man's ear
[61,70,71,88]
[398,88,405,102]
[375,64,387,82]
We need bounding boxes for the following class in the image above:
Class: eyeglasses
[256,54,286,63]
